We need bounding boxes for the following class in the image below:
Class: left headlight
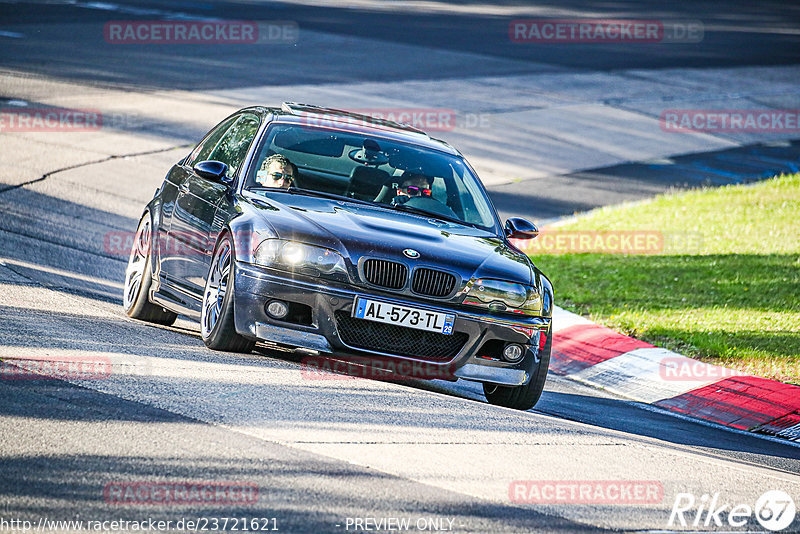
[253,239,347,278]
[462,278,542,316]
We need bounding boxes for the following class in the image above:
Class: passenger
[256,154,295,189]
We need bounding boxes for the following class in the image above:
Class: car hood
[244,192,533,286]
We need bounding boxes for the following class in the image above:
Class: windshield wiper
[383,202,480,229]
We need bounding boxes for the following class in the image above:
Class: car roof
[243,103,461,156]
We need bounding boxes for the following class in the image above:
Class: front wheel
[200,234,255,353]
[483,327,551,410]
[123,213,177,326]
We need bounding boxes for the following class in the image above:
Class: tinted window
[186,115,238,167]
[208,114,261,178]
[245,124,498,230]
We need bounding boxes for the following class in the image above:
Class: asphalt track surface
[1,1,799,532]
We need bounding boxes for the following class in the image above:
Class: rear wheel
[483,327,551,410]
[123,213,177,326]
[201,235,255,353]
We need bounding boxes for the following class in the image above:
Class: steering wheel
[404,196,459,219]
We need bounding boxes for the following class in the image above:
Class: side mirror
[193,160,231,185]
[505,217,539,240]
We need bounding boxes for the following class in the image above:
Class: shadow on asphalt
[490,140,800,222]
[1,303,798,464]
[2,0,800,90]
[535,389,800,466]
[0,381,603,532]
[387,373,800,463]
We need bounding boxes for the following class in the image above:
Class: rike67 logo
[669,490,796,531]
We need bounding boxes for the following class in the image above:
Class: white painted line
[0,30,24,39]
[551,305,594,333]
[570,347,723,403]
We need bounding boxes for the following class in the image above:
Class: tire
[483,327,551,410]
[123,213,178,326]
[200,234,255,353]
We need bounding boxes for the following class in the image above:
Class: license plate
[353,297,455,335]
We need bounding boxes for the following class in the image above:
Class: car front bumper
[233,263,551,386]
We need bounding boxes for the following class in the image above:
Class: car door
[166,113,261,301]
[157,114,239,286]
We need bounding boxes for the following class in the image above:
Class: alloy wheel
[202,240,232,338]
[123,217,151,311]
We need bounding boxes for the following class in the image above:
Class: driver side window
[186,115,238,167]
[208,114,261,178]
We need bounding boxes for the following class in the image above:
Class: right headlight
[462,278,542,316]
[253,239,347,279]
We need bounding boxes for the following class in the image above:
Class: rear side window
[208,114,261,178]
[186,115,239,167]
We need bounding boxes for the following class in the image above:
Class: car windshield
[244,123,499,230]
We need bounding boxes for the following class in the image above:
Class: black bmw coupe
[124,103,554,410]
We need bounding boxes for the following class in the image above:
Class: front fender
[227,205,278,264]
[141,196,165,285]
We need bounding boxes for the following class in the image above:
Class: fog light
[266,300,289,319]
[502,343,524,363]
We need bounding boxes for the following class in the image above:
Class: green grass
[527,173,800,384]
